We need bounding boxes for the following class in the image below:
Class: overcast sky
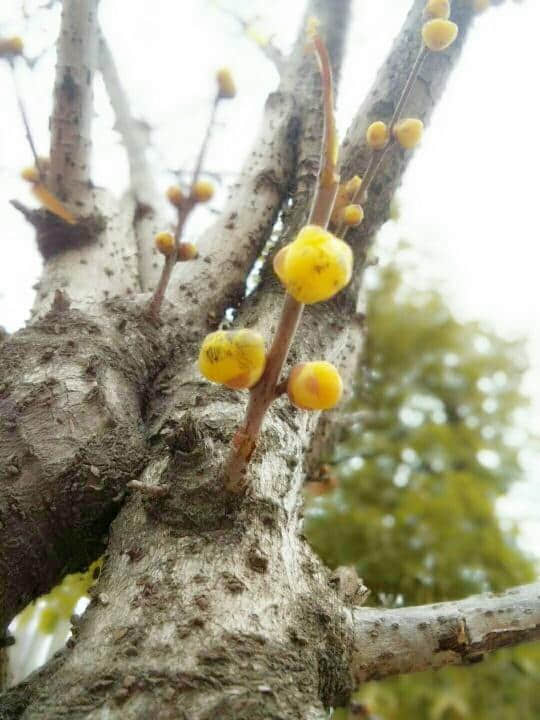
[1,0,539,556]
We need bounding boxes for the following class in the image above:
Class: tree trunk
[2,2,539,718]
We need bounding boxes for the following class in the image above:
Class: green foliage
[306,256,539,719]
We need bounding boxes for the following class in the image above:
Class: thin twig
[10,60,44,180]
[146,93,222,321]
[190,93,220,193]
[217,5,285,73]
[338,46,427,238]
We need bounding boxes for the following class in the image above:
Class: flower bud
[193,180,214,202]
[166,185,184,208]
[198,329,266,389]
[424,0,450,19]
[154,231,175,256]
[345,175,362,198]
[273,225,353,304]
[287,361,343,410]
[366,121,389,150]
[393,118,424,149]
[216,68,236,99]
[0,36,23,57]
[177,242,198,261]
[342,204,364,227]
[422,19,458,51]
[21,166,39,183]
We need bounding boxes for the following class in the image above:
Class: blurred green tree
[306,254,539,719]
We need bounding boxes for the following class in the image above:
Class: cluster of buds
[147,68,237,321]
[199,223,348,412]
[331,175,364,228]
[198,5,464,484]
[154,231,197,261]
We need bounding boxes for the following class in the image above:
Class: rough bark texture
[49,0,98,210]
[1,1,537,718]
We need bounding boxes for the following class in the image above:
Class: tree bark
[1,1,537,718]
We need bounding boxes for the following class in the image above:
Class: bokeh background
[1,1,539,717]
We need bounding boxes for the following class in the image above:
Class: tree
[1,1,539,718]
[306,258,539,718]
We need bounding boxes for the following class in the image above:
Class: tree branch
[165,0,343,334]
[349,582,540,684]
[98,30,165,292]
[304,0,476,471]
[49,0,99,212]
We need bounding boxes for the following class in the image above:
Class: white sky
[1,0,539,558]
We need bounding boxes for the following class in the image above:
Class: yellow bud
[21,166,39,183]
[273,225,353,304]
[342,204,364,227]
[154,231,175,256]
[393,118,424,149]
[177,242,198,261]
[306,16,321,41]
[473,0,489,11]
[216,67,236,99]
[198,329,266,389]
[287,361,343,411]
[166,185,184,208]
[424,0,450,19]
[422,19,458,51]
[0,36,23,57]
[345,175,362,199]
[193,180,214,203]
[366,121,389,150]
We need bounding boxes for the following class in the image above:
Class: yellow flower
[393,118,424,149]
[193,180,214,202]
[154,231,175,256]
[424,0,450,19]
[273,225,353,304]
[216,68,236,99]
[366,121,389,150]
[422,19,458,51]
[287,361,343,410]
[198,329,266,389]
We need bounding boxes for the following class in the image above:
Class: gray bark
[1,1,537,718]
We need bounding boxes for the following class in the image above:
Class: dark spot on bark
[61,68,78,102]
